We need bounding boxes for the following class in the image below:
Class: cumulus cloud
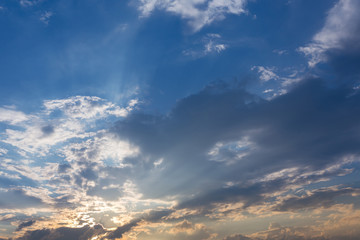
[0,96,147,238]
[1,96,137,156]
[137,0,248,31]
[298,0,360,67]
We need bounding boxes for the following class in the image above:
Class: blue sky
[1,0,360,239]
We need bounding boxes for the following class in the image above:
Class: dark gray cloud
[57,163,71,173]
[104,209,174,239]
[16,220,36,232]
[16,225,105,240]
[79,166,98,181]
[41,125,54,136]
[223,234,258,240]
[14,209,175,240]
[104,220,139,240]
[113,79,360,203]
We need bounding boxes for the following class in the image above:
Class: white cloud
[208,137,253,164]
[62,132,140,166]
[263,89,274,93]
[0,148,8,156]
[251,66,279,82]
[204,42,226,54]
[0,107,29,125]
[1,96,137,156]
[3,119,93,156]
[251,66,304,86]
[183,33,227,58]
[43,96,132,119]
[251,66,304,99]
[298,0,360,67]
[137,0,248,31]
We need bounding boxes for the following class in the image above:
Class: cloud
[16,225,105,240]
[19,0,42,7]
[204,41,226,54]
[248,224,326,240]
[137,0,248,31]
[251,66,303,93]
[0,148,8,156]
[251,66,279,82]
[2,79,360,239]
[298,0,360,67]
[105,220,139,239]
[39,11,53,25]
[0,189,44,209]
[223,234,256,240]
[113,79,360,202]
[1,96,137,156]
[273,187,357,212]
[43,96,134,119]
[40,125,54,136]
[273,49,288,55]
[0,95,146,233]
[166,221,217,240]
[183,33,227,58]
[16,220,36,232]
[0,108,29,125]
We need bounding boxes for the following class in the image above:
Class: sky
[0,0,360,239]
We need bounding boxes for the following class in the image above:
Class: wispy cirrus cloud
[39,11,53,25]
[251,65,304,98]
[183,33,227,58]
[19,0,43,7]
